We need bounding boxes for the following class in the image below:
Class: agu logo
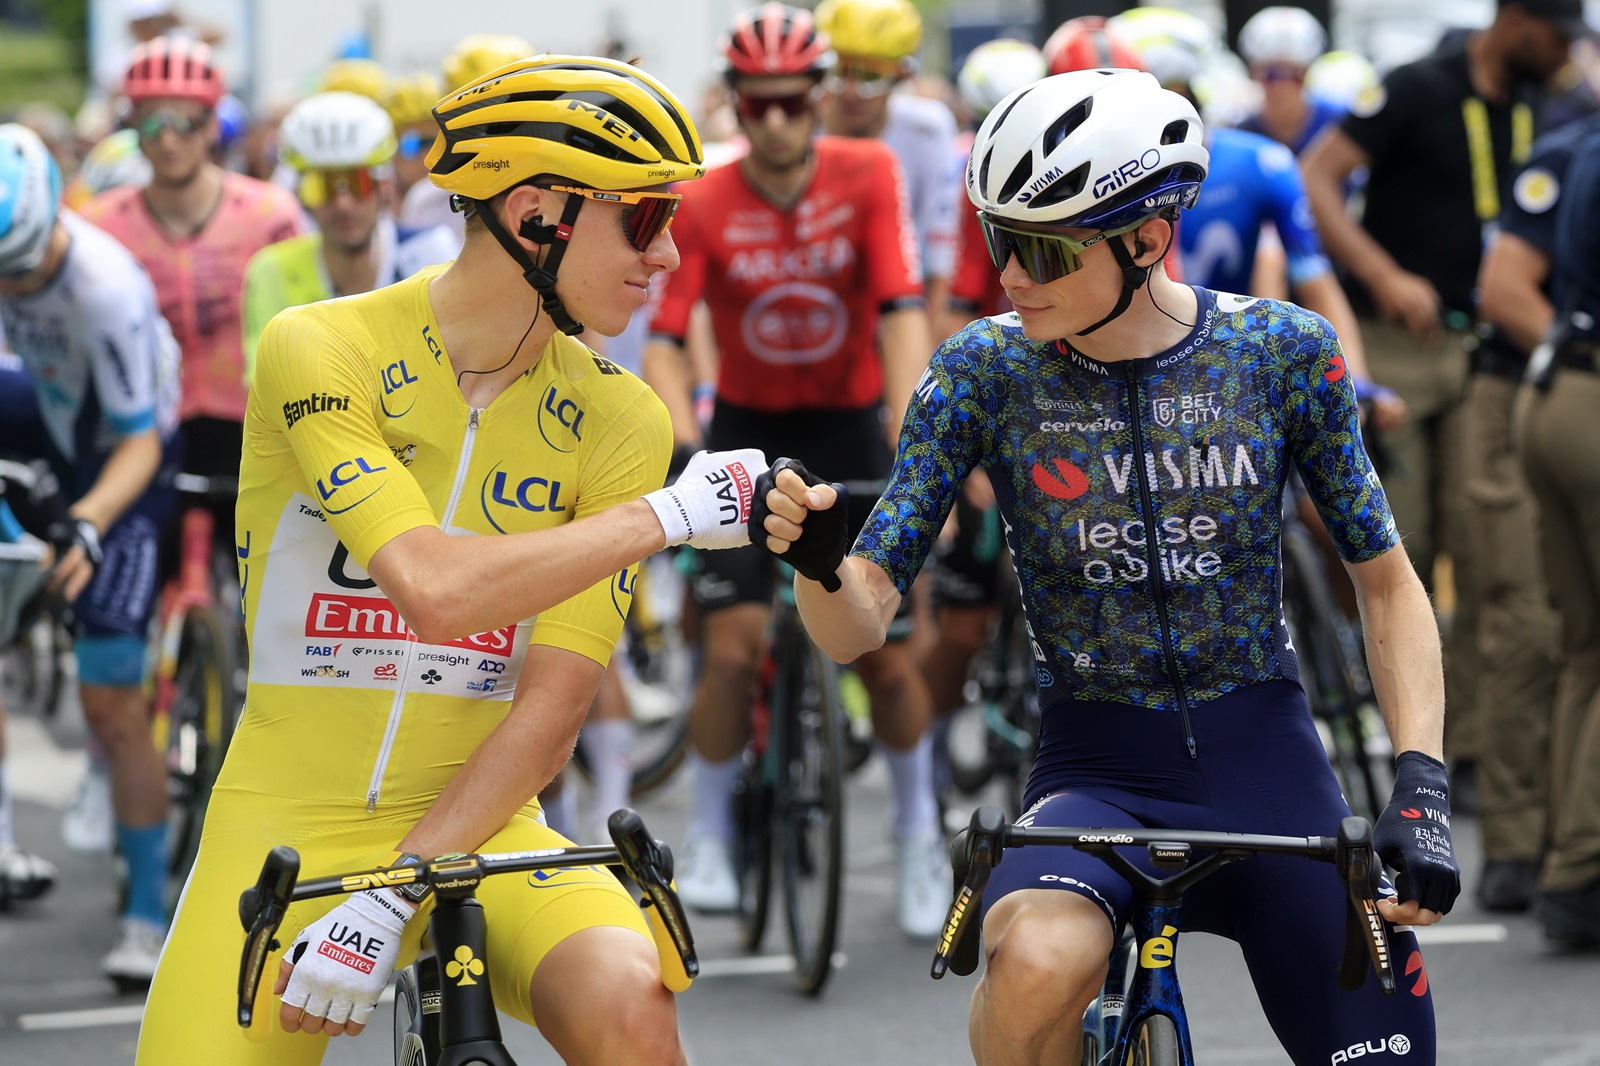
[537,385,585,452]
[1330,1034,1411,1062]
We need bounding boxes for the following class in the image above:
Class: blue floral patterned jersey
[854,287,1398,746]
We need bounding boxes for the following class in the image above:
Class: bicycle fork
[1084,902,1197,1066]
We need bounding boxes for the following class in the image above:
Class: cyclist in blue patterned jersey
[769,71,1457,1065]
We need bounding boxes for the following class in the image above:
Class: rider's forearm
[1302,164,1400,293]
[642,338,704,448]
[373,501,667,646]
[794,555,900,664]
[879,306,932,447]
[396,652,603,856]
[1349,550,1445,762]
[70,429,161,534]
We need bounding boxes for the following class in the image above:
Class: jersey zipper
[365,406,483,812]
[1122,364,1198,759]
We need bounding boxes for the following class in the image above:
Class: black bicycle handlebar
[931,806,1394,996]
[235,809,698,1029]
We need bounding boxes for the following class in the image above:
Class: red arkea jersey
[649,136,923,412]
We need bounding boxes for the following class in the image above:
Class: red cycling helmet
[122,36,227,108]
[1042,16,1142,76]
[721,2,835,79]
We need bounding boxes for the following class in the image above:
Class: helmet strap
[1076,234,1148,337]
[475,192,587,337]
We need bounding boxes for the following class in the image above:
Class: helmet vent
[989,84,1035,135]
[1028,161,1090,209]
[997,150,1035,204]
[978,146,994,195]
[1160,119,1191,146]
[1042,98,1092,157]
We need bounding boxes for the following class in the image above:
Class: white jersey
[883,92,960,281]
[0,212,180,461]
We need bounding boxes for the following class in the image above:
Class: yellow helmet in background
[815,0,922,61]
[385,72,443,127]
[319,58,389,101]
[442,34,536,93]
[425,53,706,202]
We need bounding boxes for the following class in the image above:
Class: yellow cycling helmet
[815,0,922,61]
[425,54,706,335]
[385,72,443,127]
[319,58,389,101]
[426,53,705,200]
[442,34,535,93]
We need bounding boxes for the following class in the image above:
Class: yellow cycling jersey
[234,266,669,810]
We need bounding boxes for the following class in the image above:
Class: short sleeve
[852,324,997,593]
[1277,309,1400,562]
[251,306,437,567]
[1499,136,1573,257]
[528,386,672,665]
[1259,141,1332,288]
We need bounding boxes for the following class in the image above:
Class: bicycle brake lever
[1334,817,1395,995]
[236,846,299,1028]
[609,808,700,987]
[934,806,1008,980]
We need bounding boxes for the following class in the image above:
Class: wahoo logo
[1093,149,1162,200]
[1031,459,1090,500]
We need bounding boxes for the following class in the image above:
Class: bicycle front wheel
[164,606,234,884]
[1129,1013,1182,1066]
[776,628,845,996]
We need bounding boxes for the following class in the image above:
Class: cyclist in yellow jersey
[136,55,779,1065]
[241,91,457,382]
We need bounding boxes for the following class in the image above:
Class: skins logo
[1404,951,1428,996]
[1324,353,1347,383]
[1031,458,1090,500]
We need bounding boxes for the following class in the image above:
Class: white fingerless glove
[642,448,769,550]
[281,888,414,1026]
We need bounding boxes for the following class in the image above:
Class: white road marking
[15,985,398,1031]
[693,952,848,978]
[1402,922,1508,945]
[5,715,86,809]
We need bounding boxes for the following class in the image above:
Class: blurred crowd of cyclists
[2,0,1598,1007]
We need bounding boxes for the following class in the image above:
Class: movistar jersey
[855,288,1397,741]
[1179,127,1332,295]
[236,266,669,809]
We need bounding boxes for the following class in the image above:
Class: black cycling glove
[45,517,103,569]
[747,458,848,592]
[1372,750,1460,916]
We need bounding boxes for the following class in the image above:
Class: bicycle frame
[237,809,697,1066]
[933,806,1396,1066]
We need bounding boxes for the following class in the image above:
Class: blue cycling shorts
[983,680,1436,1066]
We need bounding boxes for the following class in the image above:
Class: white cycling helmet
[0,124,62,278]
[1109,7,1215,88]
[1305,49,1378,110]
[958,39,1048,120]
[967,68,1207,230]
[277,91,398,172]
[1238,6,1327,69]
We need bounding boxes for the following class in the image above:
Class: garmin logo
[471,159,510,171]
[1094,149,1162,199]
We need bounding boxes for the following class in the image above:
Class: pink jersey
[81,173,305,423]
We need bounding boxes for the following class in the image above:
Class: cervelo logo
[1330,1034,1411,1063]
[537,385,585,453]
[380,359,419,418]
[1038,415,1127,435]
[479,460,568,534]
[1094,149,1161,200]
[305,592,516,656]
[316,457,388,515]
[1015,165,1065,204]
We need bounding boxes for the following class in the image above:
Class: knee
[981,903,1108,1039]
[550,943,680,1063]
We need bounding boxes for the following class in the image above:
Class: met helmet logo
[1094,149,1162,200]
[564,99,642,143]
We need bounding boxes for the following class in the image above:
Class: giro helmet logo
[1094,149,1161,200]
